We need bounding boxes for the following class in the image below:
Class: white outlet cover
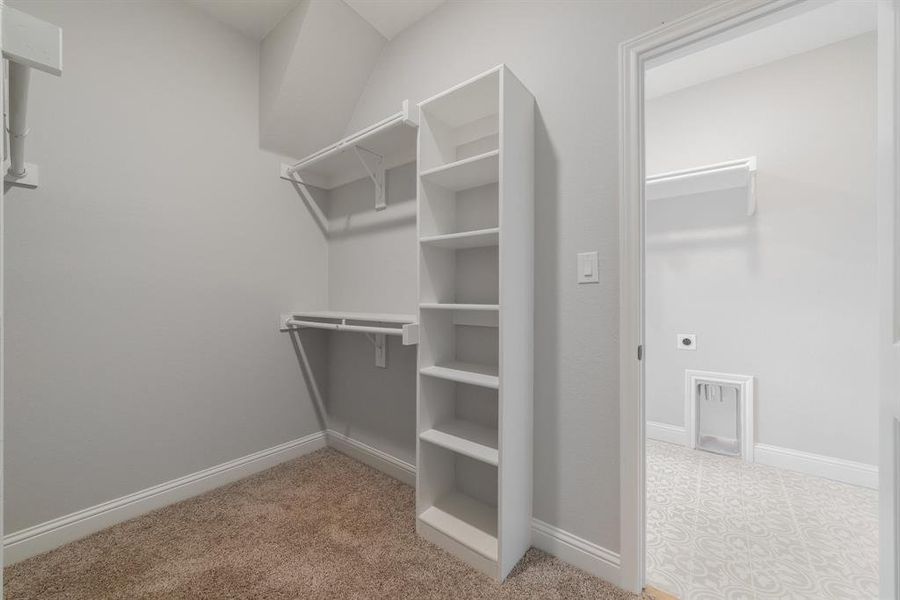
[677,333,696,350]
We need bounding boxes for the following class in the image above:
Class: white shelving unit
[415,65,534,581]
[280,101,419,210]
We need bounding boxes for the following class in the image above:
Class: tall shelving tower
[415,65,534,581]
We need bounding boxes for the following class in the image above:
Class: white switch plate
[577,251,599,284]
[677,333,696,350]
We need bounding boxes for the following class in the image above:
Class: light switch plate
[577,251,599,284]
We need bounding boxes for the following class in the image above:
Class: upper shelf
[645,157,757,216]
[280,101,419,192]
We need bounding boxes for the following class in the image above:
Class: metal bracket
[362,331,388,368]
[352,145,385,211]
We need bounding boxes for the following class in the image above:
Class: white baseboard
[5,428,622,588]
[531,518,621,585]
[646,421,688,446]
[3,431,327,565]
[334,432,621,585]
[645,422,877,490]
[325,429,416,487]
[754,443,878,489]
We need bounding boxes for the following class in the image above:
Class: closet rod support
[352,145,385,211]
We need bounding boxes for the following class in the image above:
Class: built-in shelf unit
[645,156,758,216]
[280,101,419,210]
[416,65,534,581]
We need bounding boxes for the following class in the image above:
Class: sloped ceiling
[187,0,447,159]
[259,0,386,159]
[343,0,444,40]
[185,0,302,41]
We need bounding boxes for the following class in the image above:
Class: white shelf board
[419,303,500,312]
[645,156,757,215]
[420,420,499,466]
[419,492,498,561]
[281,102,418,190]
[290,311,416,324]
[420,228,500,249]
[420,361,499,389]
[419,150,499,192]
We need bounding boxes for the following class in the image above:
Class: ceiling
[187,0,444,42]
[185,0,302,41]
[344,0,444,40]
[645,0,877,99]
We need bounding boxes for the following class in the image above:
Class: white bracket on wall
[351,145,386,211]
[279,100,417,213]
[2,6,63,190]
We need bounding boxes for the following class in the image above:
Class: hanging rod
[285,319,405,337]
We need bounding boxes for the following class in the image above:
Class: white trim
[3,431,327,565]
[619,0,810,593]
[645,421,688,446]
[531,518,621,585]
[336,434,622,585]
[325,429,416,487]
[754,443,878,489]
[685,370,754,461]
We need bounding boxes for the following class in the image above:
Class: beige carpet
[5,449,643,599]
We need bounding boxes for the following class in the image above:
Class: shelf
[419,492,498,561]
[281,311,418,345]
[419,150,499,192]
[645,156,757,216]
[420,228,499,249]
[420,361,499,389]
[420,420,499,466]
[289,311,416,324]
[420,303,499,312]
[280,101,418,211]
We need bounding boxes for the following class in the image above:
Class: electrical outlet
[677,334,696,350]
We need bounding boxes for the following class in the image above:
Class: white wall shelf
[420,362,499,389]
[416,65,533,582]
[420,420,499,466]
[645,156,758,216]
[419,150,499,191]
[280,101,419,210]
[419,303,500,312]
[419,228,499,249]
[418,492,498,562]
[281,311,418,368]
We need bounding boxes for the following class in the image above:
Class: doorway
[618,1,898,598]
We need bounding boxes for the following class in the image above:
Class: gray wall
[324,163,418,466]
[645,34,878,465]
[4,0,328,532]
[331,0,711,552]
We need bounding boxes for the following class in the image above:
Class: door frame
[617,0,898,595]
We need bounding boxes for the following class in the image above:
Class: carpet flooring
[5,449,641,600]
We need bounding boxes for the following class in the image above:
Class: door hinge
[637,345,643,360]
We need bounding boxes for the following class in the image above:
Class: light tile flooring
[646,440,879,600]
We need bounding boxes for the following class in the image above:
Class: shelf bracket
[362,331,388,368]
[352,145,386,211]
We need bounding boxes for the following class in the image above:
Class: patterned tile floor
[646,439,879,600]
